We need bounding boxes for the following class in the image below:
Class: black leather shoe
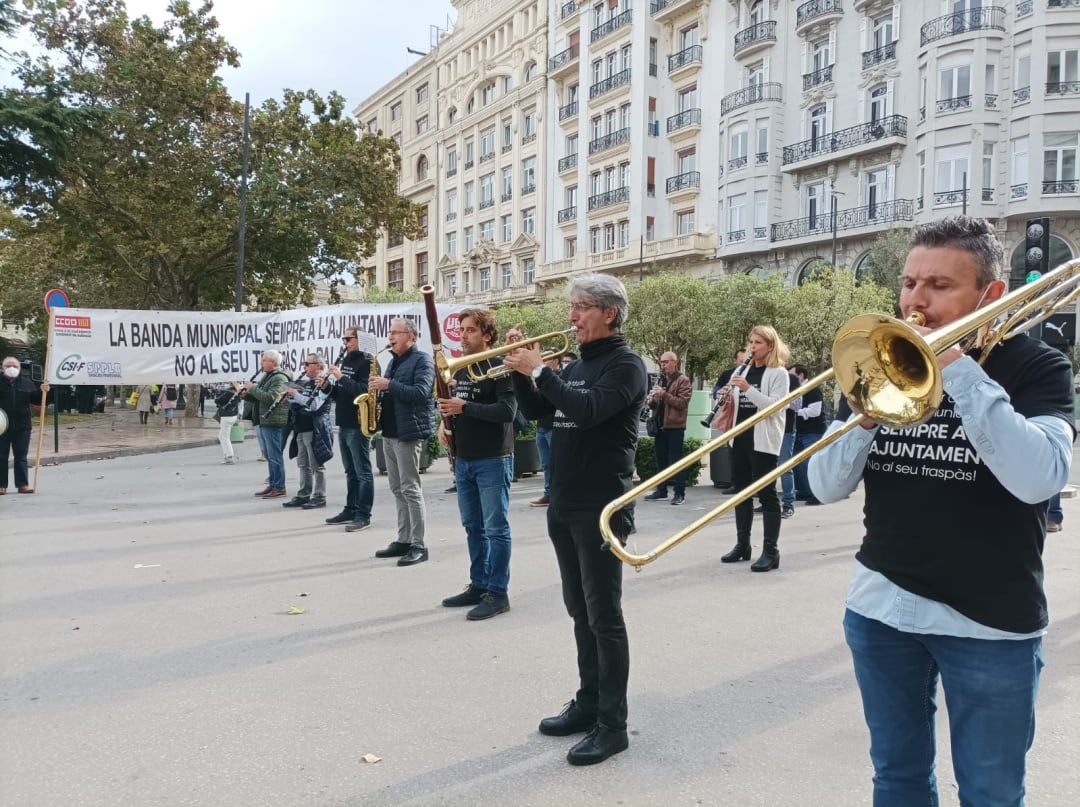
[374,541,410,558]
[538,700,596,737]
[671,494,685,506]
[282,497,309,508]
[301,498,326,510]
[643,490,667,501]
[444,484,457,493]
[566,725,629,766]
[325,510,352,525]
[721,543,751,563]
[466,592,509,620]
[344,519,371,533]
[442,584,485,607]
[397,546,429,566]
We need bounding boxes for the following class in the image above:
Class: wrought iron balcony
[589,127,631,155]
[1043,180,1079,195]
[561,1,578,19]
[982,188,994,202]
[728,230,747,243]
[502,143,513,154]
[936,95,972,114]
[782,114,907,166]
[522,184,536,195]
[480,152,495,164]
[447,166,457,178]
[446,211,457,222]
[734,21,777,55]
[668,45,703,73]
[1010,183,1028,199]
[755,227,768,239]
[1047,81,1080,96]
[920,7,1006,47]
[985,93,998,108]
[756,152,769,165]
[464,159,474,169]
[501,192,513,202]
[559,101,579,121]
[933,189,968,207]
[587,186,631,211]
[803,64,834,91]
[666,108,702,134]
[1048,0,1080,7]
[558,206,577,223]
[591,9,631,43]
[721,82,783,115]
[464,206,474,215]
[728,155,748,172]
[796,0,843,30]
[862,41,897,69]
[665,171,700,194]
[1017,0,1032,15]
[589,68,631,99]
[549,44,580,72]
[522,133,536,145]
[558,154,578,172]
[1013,86,1030,104]
[771,199,914,242]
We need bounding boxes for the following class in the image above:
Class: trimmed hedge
[635,436,704,487]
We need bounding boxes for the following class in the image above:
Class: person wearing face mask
[1,357,50,494]
[809,217,1074,806]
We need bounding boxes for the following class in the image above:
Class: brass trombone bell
[435,328,577,384]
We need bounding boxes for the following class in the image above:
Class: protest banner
[47,302,469,385]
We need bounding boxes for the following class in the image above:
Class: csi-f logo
[56,354,86,380]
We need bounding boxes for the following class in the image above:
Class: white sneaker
[222,457,235,465]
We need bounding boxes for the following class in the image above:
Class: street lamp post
[830,192,838,269]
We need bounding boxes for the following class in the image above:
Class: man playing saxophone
[321,325,376,531]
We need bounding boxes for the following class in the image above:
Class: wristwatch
[531,365,545,381]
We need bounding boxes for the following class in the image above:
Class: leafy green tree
[491,294,571,348]
[702,273,787,381]
[0,0,416,321]
[623,273,714,375]
[860,227,911,310]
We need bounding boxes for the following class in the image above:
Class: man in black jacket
[322,326,375,529]
[436,308,517,620]
[1,357,50,494]
[283,353,333,509]
[503,273,647,766]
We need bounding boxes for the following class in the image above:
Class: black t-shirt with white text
[735,365,765,424]
[797,385,827,436]
[451,359,516,460]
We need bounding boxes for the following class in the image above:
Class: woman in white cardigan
[720,325,790,572]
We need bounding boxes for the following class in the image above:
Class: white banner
[47,303,470,385]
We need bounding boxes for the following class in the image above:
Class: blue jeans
[259,426,286,489]
[843,609,1043,807]
[1047,492,1063,524]
[536,427,553,497]
[455,455,514,594]
[339,427,373,521]
[778,431,795,507]
[793,431,823,498]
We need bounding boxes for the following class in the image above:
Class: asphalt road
[1,445,1078,806]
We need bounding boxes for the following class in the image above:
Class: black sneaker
[344,519,371,533]
[325,510,352,525]
[282,497,309,508]
[671,494,685,506]
[442,584,486,607]
[781,505,795,519]
[466,591,509,620]
[444,484,457,493]
[301,498,326,510]
[643,490,667,501]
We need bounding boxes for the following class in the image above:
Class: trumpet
[435,328,577,385]
[600,258,1080,569]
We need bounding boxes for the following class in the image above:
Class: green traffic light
[1026,271,1042,283]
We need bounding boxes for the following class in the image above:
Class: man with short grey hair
[235,351,291,498]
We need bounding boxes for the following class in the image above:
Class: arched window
[447,107,457,125]
[869,85,889,123]
[745,266,770,279]
[1009,235,1075,289]
[797,257,828,285]
[524,61,538,82]
[854,252,875,284]
[416,155,429,181]
[749,0,765,26]
[467,96,475,114]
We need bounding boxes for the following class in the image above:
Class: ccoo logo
[55,354,86,380]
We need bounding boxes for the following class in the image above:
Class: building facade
[356,0,1080,301]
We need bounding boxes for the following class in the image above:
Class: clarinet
[222,368,262,412]
[318,347,347,396]
[701,354,752,428]
[262,366,298,420]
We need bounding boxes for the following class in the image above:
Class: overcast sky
[7,0,457,113]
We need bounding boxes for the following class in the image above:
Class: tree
[622,272,712,375]
[702,273,787,381]
[0,0,417,322]
[491,294,570,349]
[860,227,911,310]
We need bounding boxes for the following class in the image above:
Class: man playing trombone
[809,217,1074,805]
[503,273,647,766]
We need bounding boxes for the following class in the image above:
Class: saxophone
[354,346,388,437]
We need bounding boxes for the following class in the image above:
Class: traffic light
[1024,217,1050,283]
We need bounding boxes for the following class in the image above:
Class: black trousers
[0,427,31,488]
[547,505,629,731]
[731,431,780,541]
[652,427,686,495]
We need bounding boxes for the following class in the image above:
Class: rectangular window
[728,193,746,235]
[481,83,495,105]
[1047,50,1080,86]
[446,273,457,297]
[730,130,748,160]
[806,181,827,224]
[935,143,969,196]
[1043,132,1079,183]
[501,214,513,242]
[446,190,458,216]
[416,116,428,135]
[645,216,655,241]
[388,259,404,291]
[465,140,475,166]
[676,209,695,235]
[502,118,512,149]
[417,206,429,238]
[522,207,536,235]
[522,258,535,284]
[754,190,768,237]
[565,237,577,258]
[481,128,496,158]
[983,143,994,196]
[617,220,630,248]
[366,118,377,134]
[446,231,457,256]
[501,262,513,288]
[604,223,615,251]
[416,84,428,103]
[590,226,601,253]
[522,157,536,193]
[464,226,474,252]
[462,269,470,294]
[479,267,491,291]
[812,38,831,72]
[464,181,474,211]
[447,149,458,175]
[501,166,513,199]
[1012,137,1029,186]
[390,102,401,121]
[938,65,971,102]
[918,151,926,203]
[480,219,494,241]
[523,110,537,139]
[416,253,428,286]
[480,173,495,206]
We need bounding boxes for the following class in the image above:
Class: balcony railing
[734,21,777,55]
[559,101,579,121]
[464,159,474,169]
[862,41,897,69]
[1048,0,1080,7]
[591,9,631,43]
[668,45,703,73]
[920,7,1006,47]
[771,199,914,242]
[558,206,577,223]
[933,189,968,207]
[480,198,494,210]
[549,44,580,72]
[1013,86,1030,104]
[721,82,783,115]
[589,68,631,99]
[1017,0,1033,15]
[522,184,536,195]
[803,64,834,91]
[558,154,578,172]
[797,0,843,29]
[446,211,457,222]
[985,93,998,108]
[502,143,513,154]
[728,155,748,172]
[480,151,495,163]
[522,133,536,145]
[463,206,474,215]
[936,95,972,114]
[666,108,702,134]
[755,227,768,239]
[728,230,747,243]
[587,186,631,211]
[782,114,907,166]
[1043,180,1079,194]
[665,171,700,194]
[447,167,457,178]
[589,127,631,154]
[982,188,994,202]
[561,1,578,20]
[756,152,769,165]
[1047,81,1080,96]
[501,192,513,202]
[1011,183,1028,199]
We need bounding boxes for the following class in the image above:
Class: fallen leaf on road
[286,606,306,615]
[296,592,309,597]
[361,754,382,764]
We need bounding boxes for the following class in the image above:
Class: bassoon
[420,284,455,459]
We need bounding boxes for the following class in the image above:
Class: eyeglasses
[388,329,410,335]
[303,361,320,365]
[569,301,599,313]
[342,336,356,342]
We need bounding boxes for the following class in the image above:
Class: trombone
[601,258,1080,569]
[434,328,577,385]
